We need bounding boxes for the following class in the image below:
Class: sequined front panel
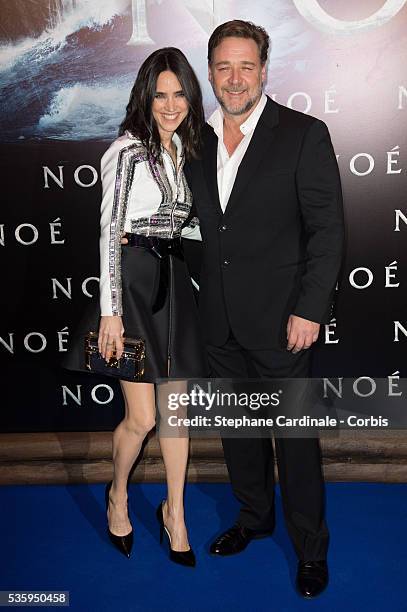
[130,149,193,238]
[108,136,194,316]
[109,143,148,315]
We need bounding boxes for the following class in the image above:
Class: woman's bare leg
[156,380,191,551]
[107,381,155,536]
[158,436,191,551]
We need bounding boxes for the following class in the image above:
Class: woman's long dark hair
[119,47,204,160]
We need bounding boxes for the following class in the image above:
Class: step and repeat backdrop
[0,0,406,432]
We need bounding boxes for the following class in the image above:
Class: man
[183,20,344,598]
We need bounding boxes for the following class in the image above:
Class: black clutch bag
[85,331,145,382]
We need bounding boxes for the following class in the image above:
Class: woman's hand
[98,316,125,362]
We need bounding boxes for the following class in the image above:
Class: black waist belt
[123,232,184,313]
[123,232,183,258]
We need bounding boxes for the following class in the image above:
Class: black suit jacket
[184,96,344,349]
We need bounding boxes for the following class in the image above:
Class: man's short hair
[208,19,270,65]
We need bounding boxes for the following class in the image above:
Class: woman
[62,47,207,567]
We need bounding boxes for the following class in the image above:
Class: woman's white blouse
[99,131,200,317]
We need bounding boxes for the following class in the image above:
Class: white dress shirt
[207,92,267,212]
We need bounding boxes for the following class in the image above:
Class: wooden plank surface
[0,431,406,484]
[1,430,406,460]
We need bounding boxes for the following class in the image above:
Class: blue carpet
[1,482,406,611]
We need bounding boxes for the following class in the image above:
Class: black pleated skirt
[61,242,209,383]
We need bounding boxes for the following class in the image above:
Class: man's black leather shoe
[296,560,328,598]
[210,524,273,556]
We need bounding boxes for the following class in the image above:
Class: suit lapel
[202,125,222,215]
[224,97,280,218]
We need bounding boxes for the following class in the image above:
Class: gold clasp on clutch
[107,356,119,368]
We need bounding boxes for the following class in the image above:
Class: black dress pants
[207,331,329,561]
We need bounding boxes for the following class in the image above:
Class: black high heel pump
[105,481,133,558]
[156,500,196,567]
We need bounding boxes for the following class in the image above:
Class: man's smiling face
[208,36,266,117]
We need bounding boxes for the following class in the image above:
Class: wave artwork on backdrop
[0,0,317,141]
